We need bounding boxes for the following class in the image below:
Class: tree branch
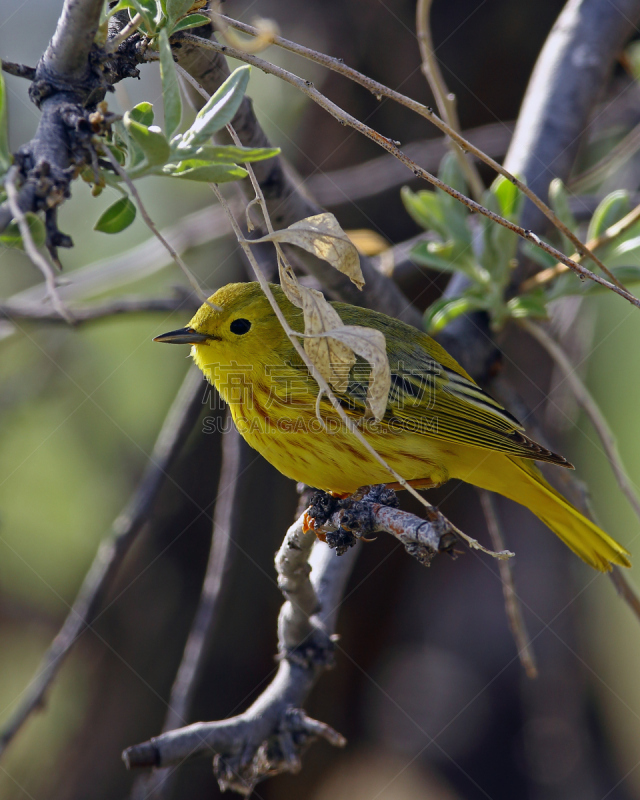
[135,423,250,799]
[123,486,462,793]
[504,0,640,236]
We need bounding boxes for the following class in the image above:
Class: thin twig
[0,293,198,323]
[184,33,639,308]
[609,567,640,624]
[100,147,213,305]
[211,18,622,293]
[415,0,484,200]
[137,422,246,800]
[569,121,640,194]
[4,167,73,323]
[0,367,205,756]
[522,319,640,525]
[478,490,538,679]
[0,60,36,80]
[104,12,142,53]
[522,199,640,291]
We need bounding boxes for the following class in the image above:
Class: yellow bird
[155,282,630,572]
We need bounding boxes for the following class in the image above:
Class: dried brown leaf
[317,325,391,421]
[258,212,364,288]
[299,285,356,392]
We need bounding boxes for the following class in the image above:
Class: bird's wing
[330,356,572,468]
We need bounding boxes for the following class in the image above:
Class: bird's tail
[465,454,631,572]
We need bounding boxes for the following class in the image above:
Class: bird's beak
[153,327,212,345]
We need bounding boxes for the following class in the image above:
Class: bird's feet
[304,485,399,555]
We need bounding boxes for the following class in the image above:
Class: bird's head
[154,282,300,384]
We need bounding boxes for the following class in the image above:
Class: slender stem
[522,199,640,291]
[5,167,73,323]
[570,121,640,194]
[184,33,640,309]
[522,319,640,525]
[100,147,212,305]
[211,18,621,293]
[0,61,36,80]
[0,294,198,324]
[478,490,538,679]
[104,12,142,53]
[415,0,484,201]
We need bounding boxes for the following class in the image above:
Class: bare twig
[522,319,640,525]
[478,490,538,679]
[136,423,248,799]
[0,292,198,324]
[609,567,640,624]
[415,0,484,200]
[214,17,620,291]
[522,198,640,291]
[100,147,212,305]
[0,60,36,80]
[0,366,205,756]
[104,12,142,53]
[183,33,640,309]
[570,121,640,194]
[5,166,73,323]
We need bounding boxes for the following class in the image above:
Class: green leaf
[158,29,182,138]
[128,0,163,32]
[166,0,196,23]
[169,12,210,33]
[521,239,558,268]
[0,64,12,173]
[94,196,137,233]
[491,175,521,219]
[179,65,251,148]
[436,152,471,244]
[172,143,280,163]
[548,178,578,251]
[424,295,485,334]
[0,213,45,249]
[587,190,631,240]
[123,112,171,168]
[400,186,447,238]
[130,102,154,127]
[164,161,247,182]
[506,294,548,320]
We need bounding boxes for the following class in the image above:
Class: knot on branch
[213,708,345,796]
[279,624,336,669]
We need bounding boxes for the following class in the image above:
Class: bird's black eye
[230,318,252,335]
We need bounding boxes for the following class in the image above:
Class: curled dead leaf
[256,212,364,289]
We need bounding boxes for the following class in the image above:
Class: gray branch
[504,0,640,234]
[122,487,455,794]
[40,0,104,83]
